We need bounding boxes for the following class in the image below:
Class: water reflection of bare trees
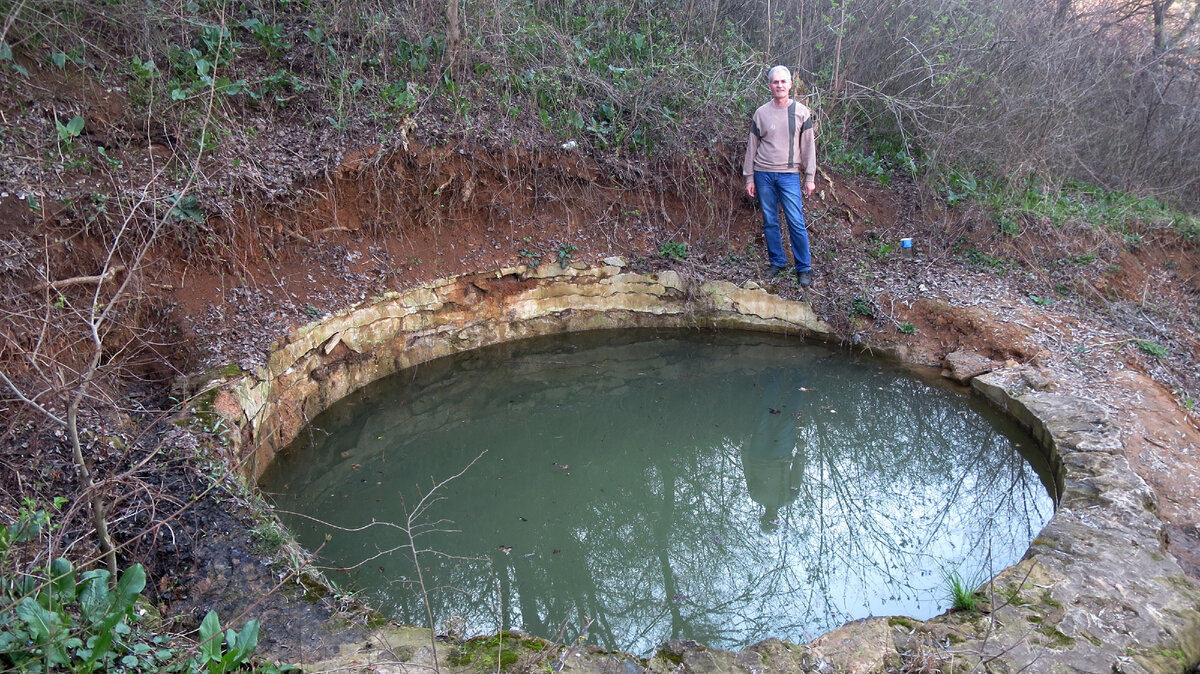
[261,331,1054,655]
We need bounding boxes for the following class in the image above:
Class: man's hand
[746,182,756,198]
[804,180,815,197]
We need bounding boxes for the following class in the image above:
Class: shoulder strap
[787,101,797,169]
[750,118,763,140]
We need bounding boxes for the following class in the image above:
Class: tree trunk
[446,0,462,68]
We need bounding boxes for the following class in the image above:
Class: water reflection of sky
[261,330,1055,656]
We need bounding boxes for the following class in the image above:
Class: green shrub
[659,241,688,260]
[0,508,293,674]
[1,559,152,673]
[850,296,874,318]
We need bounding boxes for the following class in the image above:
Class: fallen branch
[311,226,357,236]
[818,166,838,202]
[282,228,312,244]
[33,265,126,292]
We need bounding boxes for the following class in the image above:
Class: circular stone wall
[205,260,1200,673]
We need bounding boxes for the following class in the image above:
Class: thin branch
[0,370,65,426]
[30,265,126,292]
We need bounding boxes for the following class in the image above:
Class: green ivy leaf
[17,597,69,665]
[50,557,76,604]
[199,610,223,663]
[232,619,260,658]
[114,563,147,610]
[16,597,59,640]
[78,569,112,625]
[55,115,85,140]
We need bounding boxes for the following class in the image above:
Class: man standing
[743,65,817,288]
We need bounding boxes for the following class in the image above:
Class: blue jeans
[754,171,811,272]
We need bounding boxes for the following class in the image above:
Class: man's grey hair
[767,65,791,81]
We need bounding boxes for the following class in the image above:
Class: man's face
[770,73,791,102]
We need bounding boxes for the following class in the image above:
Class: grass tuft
[942,568,984,612]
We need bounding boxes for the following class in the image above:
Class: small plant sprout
[898,321,917,334]
[519,247,543,266]
[557,243,578,268]
[0,40,29,76]
[240,17,289,61]
[1135,339,1169,359]
[97,146,121,168]
[129,55,158,81]
[56,115,85,142]
[168,193,206,223]
[194,610,262,674]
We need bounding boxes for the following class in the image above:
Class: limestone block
[514,281,613,301]
[595,279,669,297]
[714,284,829,332]
[941,349,996,383]
[398,286,440,308]
[339,316,408,352]
[525,262,576,279]
[657,269,683,290]
[232,377,268,424]
[742,638,811,674]
[806,618,894,674]
[322,331,343,355]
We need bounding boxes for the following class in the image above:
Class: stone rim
[203,261,1200,673]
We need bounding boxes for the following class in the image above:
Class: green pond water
[260,329,1055,655]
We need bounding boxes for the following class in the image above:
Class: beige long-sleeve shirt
[742,99,817,184]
